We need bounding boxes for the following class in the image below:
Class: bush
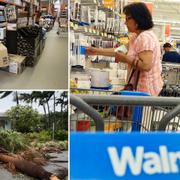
[34,141,68,150]
[54,130,68,141]
[7,105,42,133]
[0,129,27,153]
[25,130,51,143]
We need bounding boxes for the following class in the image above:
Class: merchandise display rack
[56,0,68,37]
[0,0,47,73]
[70,0,128,91]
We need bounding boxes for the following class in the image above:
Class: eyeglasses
[125,16,132,22]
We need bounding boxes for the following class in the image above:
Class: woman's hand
[86,47,99,55]
[115,52,126,63]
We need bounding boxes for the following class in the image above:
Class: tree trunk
[61,96,65,127]
[0,154,53,180]
[42,103,48,129]
[46,100,51,128]
[15,91,19,106]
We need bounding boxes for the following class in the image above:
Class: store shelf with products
[57,0,68,37]
[71,0,180,93]
[0,0,67,89]
[70,0,128,92]
[0,0,46,73]
[0,0,23,7]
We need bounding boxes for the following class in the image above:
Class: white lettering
[107,146,180,177]
[169,152,180,173]
[159,146,171,173]
[107,146,144,176]
[143,152,162,174]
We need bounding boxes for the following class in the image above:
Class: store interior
[70,0,180,133]
[0,0,68,89]
[70,0,180,95]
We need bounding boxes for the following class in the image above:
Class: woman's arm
[86,47,153,71]
[115,50,153,71]
[86,47,116,57]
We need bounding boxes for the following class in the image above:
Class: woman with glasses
[86,2,163,96]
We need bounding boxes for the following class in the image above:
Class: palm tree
[0,91,19,105]
[19,91,68,130]
[55,91,68,129]
[19,91,55,128]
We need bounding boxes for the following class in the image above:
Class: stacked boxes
[17,26,45,66]
[9,54,26,74]
[0,43,9,67]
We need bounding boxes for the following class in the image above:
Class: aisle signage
[102,0,115,8]
[165,24,171,37]
[70,133,180,180]
[145,2,153,14]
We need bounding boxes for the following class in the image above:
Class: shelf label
[84,27,88,32]
[74,24,78,30]
[103,0,115,8]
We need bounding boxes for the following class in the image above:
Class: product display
[0,0,61,77]
[57,0,68,37]
[70,0,129,91]
[17,26,44,66]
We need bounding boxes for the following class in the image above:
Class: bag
[112,68,140,120]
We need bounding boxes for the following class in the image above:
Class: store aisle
[0,24,68,89]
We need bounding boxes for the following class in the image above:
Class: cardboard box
[7,23,17,31]
[0,43,9,67]
[9,54,26,74]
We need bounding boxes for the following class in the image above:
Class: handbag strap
[127,68,135,84]
[127,68,140,90]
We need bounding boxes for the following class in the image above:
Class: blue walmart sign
[70,133,180,180]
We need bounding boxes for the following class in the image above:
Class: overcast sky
[0,91,67,114]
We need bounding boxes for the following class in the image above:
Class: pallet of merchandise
[8,54,26,74]
[24,43,40,67]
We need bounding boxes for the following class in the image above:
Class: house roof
[0,112,8,117]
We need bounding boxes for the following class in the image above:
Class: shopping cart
[70,93,180,132]
[70,94,180,180]
[162,62,180,85]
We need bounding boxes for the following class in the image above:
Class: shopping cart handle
[70,95,104,131]
[158,104,180,131]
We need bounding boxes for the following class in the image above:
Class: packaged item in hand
[115,44,128,53]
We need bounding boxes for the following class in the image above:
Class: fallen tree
[0,154,54,179]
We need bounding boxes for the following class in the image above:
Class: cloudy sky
[0,91,67,114]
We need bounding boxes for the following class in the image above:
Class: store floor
[0,24,68,89]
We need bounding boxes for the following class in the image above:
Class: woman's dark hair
[123,2,154,30]
[163,43,172,48]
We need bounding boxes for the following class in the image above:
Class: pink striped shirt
[127,30,163,96]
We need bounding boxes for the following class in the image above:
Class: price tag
[84,27,88,32]
[70,22,74,28]
[74,24,78,30]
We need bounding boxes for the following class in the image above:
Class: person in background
[86,2,163,96]
[162,43,180,63]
